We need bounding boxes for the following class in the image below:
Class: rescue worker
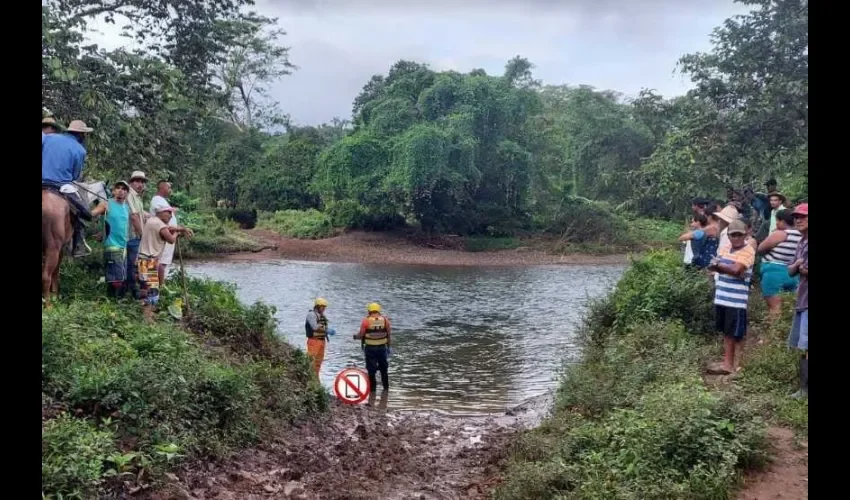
[354,303,392,392]
[305,298,330,377]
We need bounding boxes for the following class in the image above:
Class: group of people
[42,117,193,320]
[678,180,809,399]
[306,299,393,396]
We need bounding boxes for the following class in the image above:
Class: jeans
[364,345,389,391]
[126,238,141,299]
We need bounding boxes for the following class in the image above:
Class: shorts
[137,256,160,306]
[787,310,808,351]
[159,242,175,266]
[715,305,748,341]
[104,248,127,284]
[759,261,799,298]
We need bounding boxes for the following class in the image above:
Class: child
[707,220,755,374]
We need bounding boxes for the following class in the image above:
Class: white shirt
[150,195,178,227]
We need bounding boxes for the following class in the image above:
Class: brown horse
[41,181,106,307]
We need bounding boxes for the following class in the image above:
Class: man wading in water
[354,302,392,394]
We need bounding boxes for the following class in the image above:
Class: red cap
[792,203,808,216]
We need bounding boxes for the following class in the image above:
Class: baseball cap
[727,220,747,235]
[156,206,176,214]
[792,203,808,216]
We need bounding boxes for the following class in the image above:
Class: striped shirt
[763,229,802,265]
[714,245,755,309]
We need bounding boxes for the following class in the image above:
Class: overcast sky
[84,0,751,126]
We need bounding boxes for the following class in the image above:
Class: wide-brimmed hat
[129,171,148,182]
[66,120,94,133]
[714,205,740,224]
[727,220,747,235]
[41,116,64,129]
[768,192,788,202]
[792,203,809,217]
[113,180,130,189]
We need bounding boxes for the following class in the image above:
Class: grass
[258,209,336,239]
[42,249,327,499]
[495,250,805,500]
[180,210,264,256]
[463,236,524,252]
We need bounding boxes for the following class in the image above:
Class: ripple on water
[188,260,624,414]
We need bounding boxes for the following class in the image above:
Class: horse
[42,180,107,307]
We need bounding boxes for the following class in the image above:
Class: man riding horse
[42,119,95,257]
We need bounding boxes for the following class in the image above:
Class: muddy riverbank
[204,229,630,267]
[150,393,553,500]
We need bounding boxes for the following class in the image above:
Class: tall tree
[213,14,296,131]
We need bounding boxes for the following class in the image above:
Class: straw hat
[714,205,740,224]
[66,120,94,133]
[41,116,64,129]
[130,171,148,182]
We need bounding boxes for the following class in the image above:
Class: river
[187,259,624,414]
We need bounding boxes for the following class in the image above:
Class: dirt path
[150,394,551,500]
[736,427,808,499]
[210,229,630,267]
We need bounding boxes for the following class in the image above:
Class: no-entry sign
[333,367,371,405]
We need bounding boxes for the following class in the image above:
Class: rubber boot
[791,357,808,399]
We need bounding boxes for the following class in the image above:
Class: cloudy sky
[86,0,750,126]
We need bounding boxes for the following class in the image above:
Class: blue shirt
[104,199,130,250]
[42,133,87,185]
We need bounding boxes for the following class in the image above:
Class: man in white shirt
[149,180,183,285]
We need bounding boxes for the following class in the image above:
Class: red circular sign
[333,367,371,405]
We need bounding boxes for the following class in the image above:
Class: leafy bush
[180,211,262,256]
[538,196,634,246]
[214,207,259,229]
[324,199,406,230]
[586,250,714,339]
[43,257,328,498]
[258,209,335,239]
[42,414,117,499]
[496,321,767,500]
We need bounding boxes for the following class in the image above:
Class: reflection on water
[188,260,624,414]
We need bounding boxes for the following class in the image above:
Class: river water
[188,260,624,414]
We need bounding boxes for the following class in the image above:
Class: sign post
[333,366,371,405]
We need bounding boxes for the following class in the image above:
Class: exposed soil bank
[149,393,553,500]
[203,229,630,267]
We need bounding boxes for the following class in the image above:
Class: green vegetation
[43,0,807,249]
[42,254,327,499]
[496,250,806,499]
[258,209,336,239]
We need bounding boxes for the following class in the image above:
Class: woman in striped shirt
[757,210,802,320]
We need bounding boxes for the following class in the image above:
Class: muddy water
[187,260,623,414]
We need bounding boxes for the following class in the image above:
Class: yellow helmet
[314,297,328,307]
[367,302,381,313]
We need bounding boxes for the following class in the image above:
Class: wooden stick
[177,238,190,316]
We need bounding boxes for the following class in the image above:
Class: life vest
[305,310,329,339]
[363,315,389,346]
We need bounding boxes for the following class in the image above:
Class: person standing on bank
[354,303,392,393]
[787,203,808,399]
[708,220,756,375]
[306,298,331,378]
[149,180,185,286]
[90,181,132,298]
[126,171,149,298]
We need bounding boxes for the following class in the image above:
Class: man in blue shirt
[42,119,95,257]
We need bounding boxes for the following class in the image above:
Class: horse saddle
[42,183,93,221]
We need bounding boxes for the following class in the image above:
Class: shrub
[42,414,117,499]
[258,209,335,239]
[214,207,258,229]
[180,211,262,256]
[538,196,634,246]
[586,250,714,339]
[42,259,328,498]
